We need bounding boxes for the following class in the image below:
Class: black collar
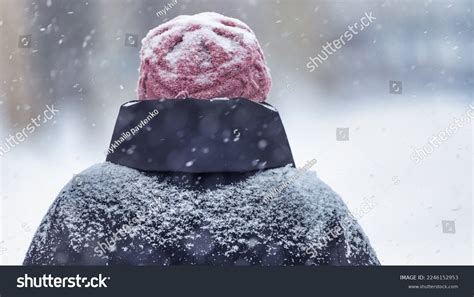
[106,98,295,173]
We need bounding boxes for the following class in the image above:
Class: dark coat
[24,98,379,265]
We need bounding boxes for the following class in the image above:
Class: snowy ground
[0,95,472,265]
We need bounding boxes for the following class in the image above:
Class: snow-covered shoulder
[25,162,379,265]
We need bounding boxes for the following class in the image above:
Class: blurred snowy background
[0,0,472,265]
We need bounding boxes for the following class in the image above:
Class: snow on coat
[24,98,379,265]
[24,162,379,265]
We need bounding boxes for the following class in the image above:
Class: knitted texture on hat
[137,12,271,102]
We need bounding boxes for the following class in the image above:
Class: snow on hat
[137,12,271,102]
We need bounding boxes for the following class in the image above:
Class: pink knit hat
[137,12,271,102]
